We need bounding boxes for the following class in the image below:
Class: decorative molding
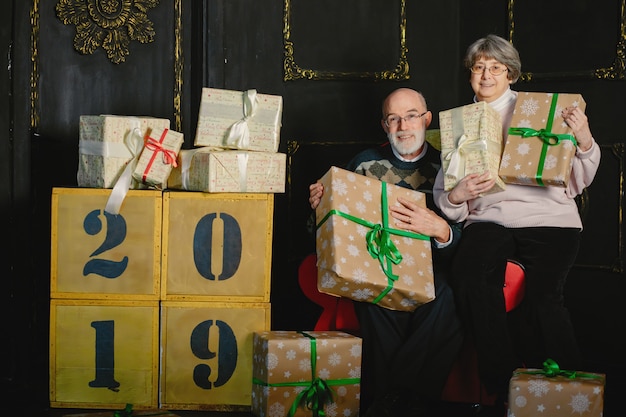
[55,0,159,64]
[174,0,182,131]
[283,0,409,81]
[30,0,40,131]
[31,1,182,131]
[508,0,626,81]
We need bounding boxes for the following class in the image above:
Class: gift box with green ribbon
[509,359,605,417]
[315,166,435,312]
[439,101,506,193]
[251,331,361,417]
[499,92,585,187]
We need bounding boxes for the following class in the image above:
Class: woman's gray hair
[464,34,522,83]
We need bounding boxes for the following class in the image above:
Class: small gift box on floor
[508,359,606,417]
[499,92,585,187]
[132,127,184,189]
[315,166,435,312]
[194,88,282,152]
[168,147,286,193]
[438,101,505,193]
[251,330,361,417]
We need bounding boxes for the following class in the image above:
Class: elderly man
[309,88,464,416]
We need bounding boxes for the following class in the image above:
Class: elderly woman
[434,34,601,414]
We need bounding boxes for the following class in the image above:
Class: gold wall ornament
[56,0,159,64]
[508,0,626,81]
[283,0,409,81]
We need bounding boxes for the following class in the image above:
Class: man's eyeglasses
[470,64,508,76]
[384,111,428,128]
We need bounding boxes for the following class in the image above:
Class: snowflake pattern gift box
[508,364,605,417]
[315,166,435,312]
[438,101,505,193]
[499,92,585,187]
[251,331,361,417]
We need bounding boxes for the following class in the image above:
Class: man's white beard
[387,129,426,156]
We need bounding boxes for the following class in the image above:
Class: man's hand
[448,171,495,204]
[309,182,324,210]
[389,197,450,243]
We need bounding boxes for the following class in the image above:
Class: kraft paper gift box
[132,127,184,188]
[508,360,605,417]
[78,115,171,188]
[439,101,506,193]
[499,92,585,187]
[168,147,286,193]
[194,88,282,152]
[315,166,435,312]
[251,331,361,417]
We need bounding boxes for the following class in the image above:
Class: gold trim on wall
[508,0,626,81]
[283,0,409,81]
[30,1,183,131]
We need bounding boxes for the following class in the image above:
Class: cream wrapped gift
[499,92,585,187]
[194,88,282,152]
[168,147,286,193]
[509,359,605,417]
[78,115,171,188]
[252,331,361,417]
[315,166,434,312]
[439,101,505,193]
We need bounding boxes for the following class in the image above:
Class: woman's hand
[447,171,495,204]
[390,197,450,243]
[562,106,593,152]
[309,182,324,210]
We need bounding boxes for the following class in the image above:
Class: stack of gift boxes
[49,88,290,412]
[439,91,606,416]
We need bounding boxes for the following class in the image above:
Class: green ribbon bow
[517,358,604,381]
[252,332,360,417]
[316,181,429,304]
[507,93,577,186]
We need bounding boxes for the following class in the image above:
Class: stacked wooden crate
[49,88,284,412]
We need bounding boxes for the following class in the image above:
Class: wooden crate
[49,299,160,409]
[51,187,162,300]
[161,191,273,302]
[160,301,271,410]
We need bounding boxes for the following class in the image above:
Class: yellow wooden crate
[160,301,271,410]
[161,191,273,302]
[49,299,160,409]
[50,187,162,300]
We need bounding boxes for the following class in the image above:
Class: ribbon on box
[515,358,604,381]
[224,89,258,149]
[105,119,146,215]
[252,332,360,417]
[316,182,429,304]
[140,128,178,183]
[443,105,489,185]
[507,94,578,187]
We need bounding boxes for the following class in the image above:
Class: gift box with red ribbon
[132,127,184,188]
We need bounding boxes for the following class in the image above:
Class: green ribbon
[316,181,429,304]
[516,358,604,381]
[507,93,577,186]
[252,332,360,417]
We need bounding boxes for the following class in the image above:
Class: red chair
[297,253,525,406]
